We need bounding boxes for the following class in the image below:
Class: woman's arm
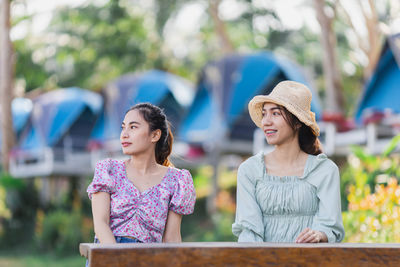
[232,163,264,242]
[91,192,116,244]
[162,210,182,242]
[307,160,345,242]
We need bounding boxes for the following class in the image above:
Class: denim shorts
[86,236,142,266]
[94,236,142,243]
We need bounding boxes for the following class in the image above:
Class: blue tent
[0,98,32,148]
[90,69,194,143]
[16,87,103,152]
[355,33,400,124]
[179,52,322,144]
[12,98,33,133]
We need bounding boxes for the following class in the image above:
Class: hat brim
[248,95,320,136]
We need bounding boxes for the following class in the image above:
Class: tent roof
[355,34,400,124]
[0,98,33,148]
[19,87,102,149]
[91,70,194,142]
[12,98,32,133]
[179,51,321,144]
[104,69,193,108]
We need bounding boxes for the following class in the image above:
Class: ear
[151,129,162,143]
[294,122,302,132]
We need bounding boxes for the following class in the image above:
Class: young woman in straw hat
[232,81,344,243]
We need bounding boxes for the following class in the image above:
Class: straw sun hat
[248,80,320,136]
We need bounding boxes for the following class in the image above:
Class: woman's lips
[264,129,277,136]
[121,142,132,147]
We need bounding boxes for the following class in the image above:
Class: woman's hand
[295,228,327,243]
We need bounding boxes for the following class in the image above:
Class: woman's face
[261,102,297,146]
[120,109,160,155]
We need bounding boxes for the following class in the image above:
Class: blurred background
[0,0,400,266]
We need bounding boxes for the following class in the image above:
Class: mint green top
[232,152,344,243]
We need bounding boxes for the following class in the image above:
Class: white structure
[252,119,400,156]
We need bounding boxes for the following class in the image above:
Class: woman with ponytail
[87,103,196,244]
[232,81,344,243]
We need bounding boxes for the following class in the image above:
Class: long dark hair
[280,106,322,155]
[126,103,173,166]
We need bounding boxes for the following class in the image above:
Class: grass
[0,250,85,267]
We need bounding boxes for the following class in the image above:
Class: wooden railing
[80,242,400,267]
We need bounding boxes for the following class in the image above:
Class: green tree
[14,39,48,92]
[33,0,157,90]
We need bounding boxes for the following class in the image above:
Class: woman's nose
[121,130,129,138]
[261,115,271,126]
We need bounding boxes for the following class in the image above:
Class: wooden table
[80,242,400,266]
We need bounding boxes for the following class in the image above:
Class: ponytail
[298,124,322,155]
[280,105,322,155]
[127,103,174,166]
[156,127,174,167]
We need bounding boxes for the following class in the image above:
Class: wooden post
[0,0,15,172]
[207,147,220,215]
[208,0,234,55]
[313,0,344,115]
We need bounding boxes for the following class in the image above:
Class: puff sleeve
[169,169,196,215]
[309,159,345,242]
[232,164,264,242]
[87,159,116,199]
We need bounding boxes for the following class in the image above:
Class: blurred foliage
[44,0,152,89]
[0,173,39,249]
[0,186,11,221]
[0,172,24,189]
[35,209,93,255]
[6,0,400,250]
[15,0,161,91]
[0,185,11,239]
[14,39,49,92]
[34,177,93,255]
[154,0,186,36]
[182,197,236,242]
[0,172,93,256]
[0,252,85,267]
[343,135,400,242]
[11,0,397,116]
[191,166,212,198]
[182,165,236,242]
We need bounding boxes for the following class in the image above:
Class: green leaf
[382,134,400,157]
[0,172,24,189]
[350,145,371,162]
[12,15,32,27]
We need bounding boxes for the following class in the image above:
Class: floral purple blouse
[87,158,196,243]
